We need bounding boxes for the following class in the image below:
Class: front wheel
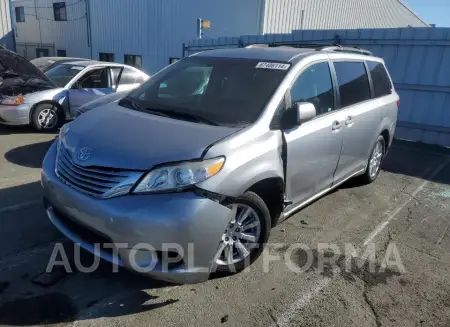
[212,191,271,273]
[360,135,385,184]
[31,103,62,132]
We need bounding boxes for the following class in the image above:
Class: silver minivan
[41,45,399,284]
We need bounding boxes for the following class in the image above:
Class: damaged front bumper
[41,142,233,284]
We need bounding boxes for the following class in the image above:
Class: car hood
[61,103,241,170]
[0,49,56,90]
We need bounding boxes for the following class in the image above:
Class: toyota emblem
[76,147,92,161]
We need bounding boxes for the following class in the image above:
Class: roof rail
[245,44,270,48]
[319,45,373,56]
[246,42,373,56]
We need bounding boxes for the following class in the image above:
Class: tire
[31,103,62,132]
[212,191,271,273]
[360,135,385,184]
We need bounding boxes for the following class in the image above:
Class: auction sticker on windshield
[255,62,291,70]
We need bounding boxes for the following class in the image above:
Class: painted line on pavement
[363,158,450,246]
[271,158,450,327]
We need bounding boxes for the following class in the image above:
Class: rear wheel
[212,191,271,273]
[31,103,62,132]
[360,135,385,184]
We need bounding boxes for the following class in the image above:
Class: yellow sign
[201,20,211,29]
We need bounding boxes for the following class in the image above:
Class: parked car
[41,45,398,283]
[0,48,149,131]
[31,56,90,72]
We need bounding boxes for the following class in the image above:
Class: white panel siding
[0,0,13,49]
[89,0,263,75]
[263,0,428,34]
[12,0,89,58]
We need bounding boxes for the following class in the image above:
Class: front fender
[25,88,69,118]
[197,130,284,197]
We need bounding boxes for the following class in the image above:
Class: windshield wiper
[119,96,145,112]
[142,108,219,126]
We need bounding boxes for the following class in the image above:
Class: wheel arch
[245,177,284,227]
[380,129,390,151]
[29,100,65,122]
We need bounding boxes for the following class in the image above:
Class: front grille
[56,145,140,198]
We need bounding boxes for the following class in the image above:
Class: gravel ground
[0,124,449,327]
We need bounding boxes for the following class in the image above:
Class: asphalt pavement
[0,124,449,327]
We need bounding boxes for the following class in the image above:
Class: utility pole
[34,0,42,45]
[84,0,93,58]
[196,18,211,40]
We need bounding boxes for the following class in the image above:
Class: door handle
[345,116,354,126]
[332,120,342,131]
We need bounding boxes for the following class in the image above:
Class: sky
[404,0,450,27]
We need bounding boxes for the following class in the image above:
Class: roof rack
[318,45,373,56]
[245,43,373,56]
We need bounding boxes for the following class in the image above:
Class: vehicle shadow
[0,125,58,136]
[4,140,54,169]
[0,181,178,326]
[339,139,450,189]
[381,139,450,185]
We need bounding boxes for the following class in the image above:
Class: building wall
[88,0,264,74]
[11,0,89,59]
[0,0,14,50]
[262,0,429,34]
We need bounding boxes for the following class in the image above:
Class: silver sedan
[0,48,149,131]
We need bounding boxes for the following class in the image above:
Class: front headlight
[0,94,24,105]
[133,157,225,194]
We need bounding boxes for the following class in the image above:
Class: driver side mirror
[280,102,316,130]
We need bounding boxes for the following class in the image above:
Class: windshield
[125,57,290,126]
[45,64,85,87]
[31,58,56,72]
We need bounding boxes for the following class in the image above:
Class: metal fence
[16,42,55,60]
[185,27,450,147]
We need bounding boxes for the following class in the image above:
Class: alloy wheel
[214,203,262,266]
[37,108,58,129]
[369,141,383,178]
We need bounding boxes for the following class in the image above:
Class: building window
[57,49,67,57]
[15,7,25,22]
[124,55,142,69]
[36,48,50,58]
[169,57,180,64]
[53,2,67,21]
[99,52,115,62]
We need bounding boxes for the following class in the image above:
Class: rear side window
[120,68,137,85]
[333,61,371,108]
[367,61,392,97]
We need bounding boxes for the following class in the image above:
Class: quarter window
[333,61,371,108]
[53,2,67,21]
[15,7,25,22]
[367,61,392,98]
[290,62,335,115]
[120,67,140,85]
